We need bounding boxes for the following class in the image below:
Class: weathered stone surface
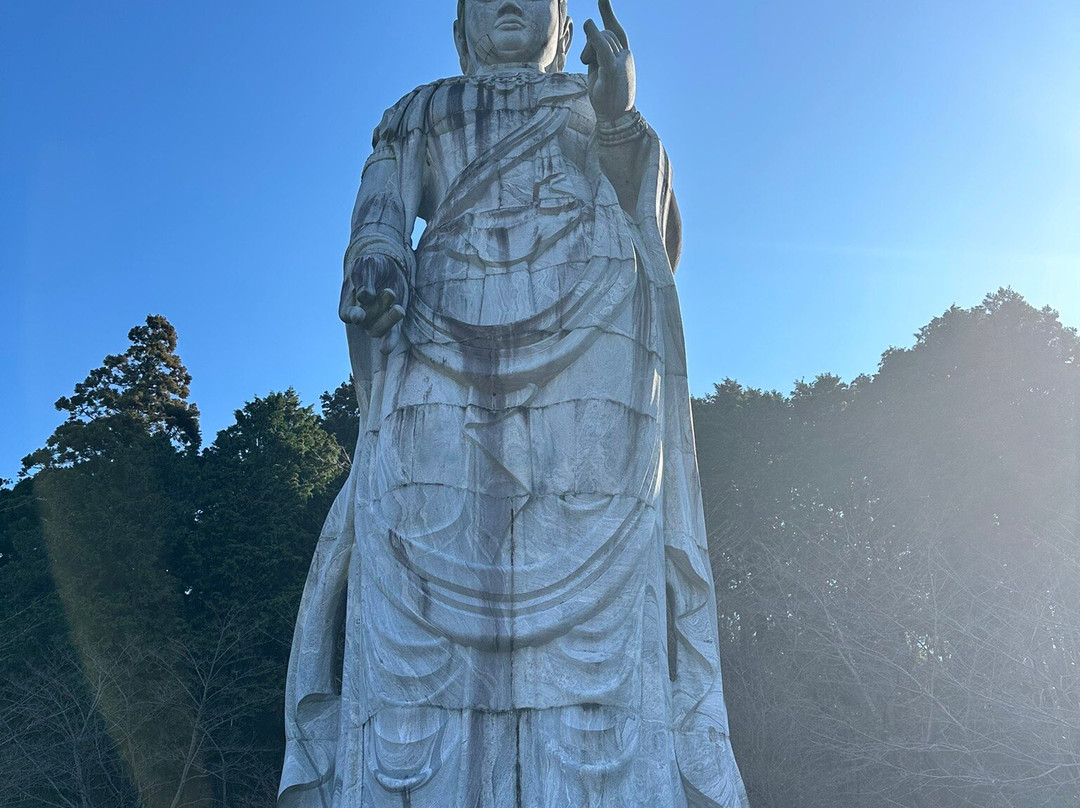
[280,2,749,806]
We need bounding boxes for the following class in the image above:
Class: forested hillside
[2,289,1077,807]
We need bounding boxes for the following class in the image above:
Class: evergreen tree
[0,479,68,673]
[21,314,200,474]
[187,389,344,615]
[3,315,208,808]
[180,389,345,783]
[319,376,361,461]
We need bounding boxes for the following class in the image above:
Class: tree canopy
[21,314,201,474]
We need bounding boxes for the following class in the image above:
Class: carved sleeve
[344,85,436,273]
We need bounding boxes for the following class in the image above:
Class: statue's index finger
[599,0,629,48]
[582,18,616,69]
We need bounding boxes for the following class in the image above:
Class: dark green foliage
[0,479,69,672]
[21,314,201,474]
[1,315,213,807]
[185,389,344,615]
[11,317,198,660]
[177,389,346,788]
[1,316,199,667]
[319,376,362,460]
[27,445,202,808]
[34,443,191,655]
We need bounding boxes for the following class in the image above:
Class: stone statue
[280,1,749,805]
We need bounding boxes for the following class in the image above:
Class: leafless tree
[0,646,140,808]
[0,607,281,808]
[716,496,1080,808]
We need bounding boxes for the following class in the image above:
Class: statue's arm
[339,87,432,336]
[600,116,682,272]
[338,153,410,337]
[596,110,651,213]
[581,1,656,218]
[346,147,412,271]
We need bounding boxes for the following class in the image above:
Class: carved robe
[280,68,749,808]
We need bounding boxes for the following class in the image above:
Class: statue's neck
[474,62,546,76]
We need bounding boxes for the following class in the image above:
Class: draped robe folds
[280,69,749,808]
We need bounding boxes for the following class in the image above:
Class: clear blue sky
[3,1,1078,480]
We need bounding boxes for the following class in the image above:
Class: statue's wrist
[345,238,406,272]
[363,249,405,269]
[596,108,647,147]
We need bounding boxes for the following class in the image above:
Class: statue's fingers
[340,304,368,326]
[339,282,361,324]
[602,30,622,54]
[376,288,397,311]
[357,284,378,306]
[599,0,629,48]
[353,259,379,304]
[581,32,596,65]
[583,19,616,70]
[368,305,405,339]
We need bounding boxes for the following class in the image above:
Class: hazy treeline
[697,289,1080,808]
[1,288,1077,808]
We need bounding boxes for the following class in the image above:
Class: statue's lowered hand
[581,0,635,122]
[339,253,407,339]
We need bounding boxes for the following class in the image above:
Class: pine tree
[21,314,201,474]
[6,315,209,807]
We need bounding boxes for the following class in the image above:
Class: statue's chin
[487,28,534,52]
[474,33,555,72]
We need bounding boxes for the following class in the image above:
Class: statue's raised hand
[580,0,635,122]
[338,254,407,340]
